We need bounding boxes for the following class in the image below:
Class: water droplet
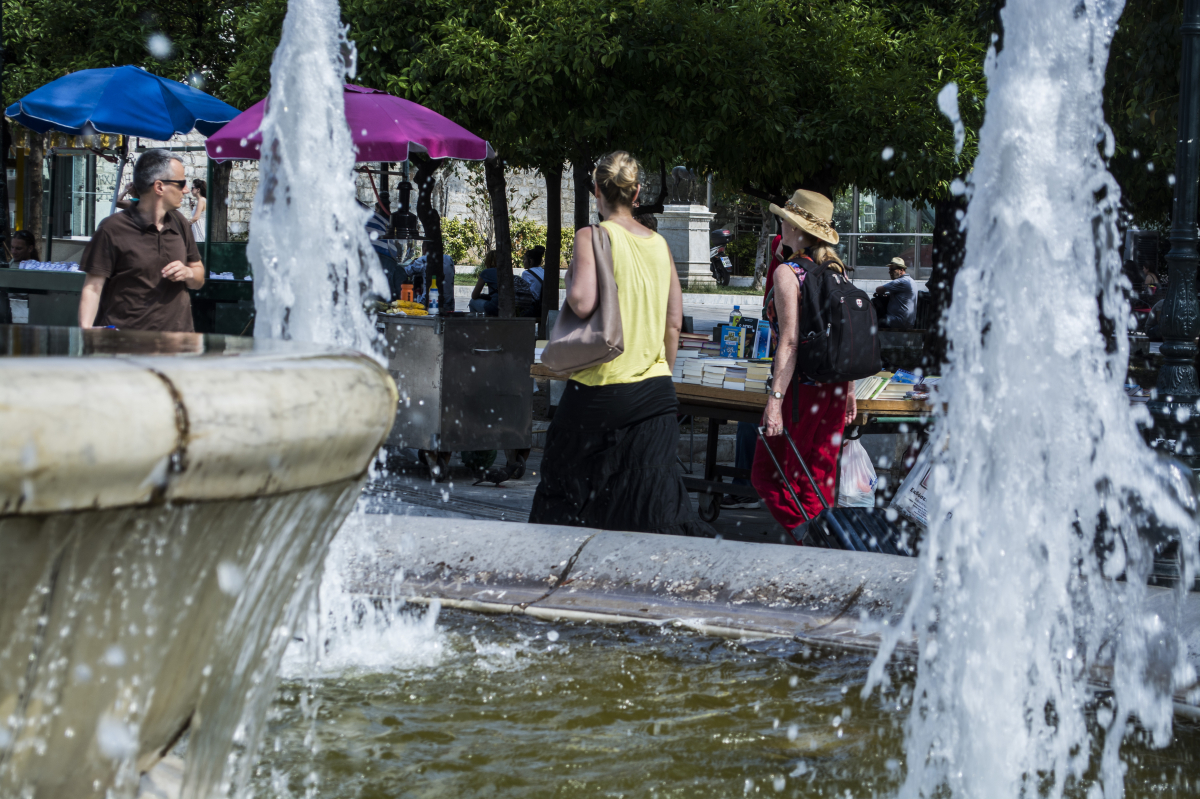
[147,33,173,59]
[217,561,245,595]
[882,146,895,161]
[96,715,137,760]
[547,630,560,642]
[103,645,126,667]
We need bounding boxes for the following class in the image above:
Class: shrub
[727,232,760,274]
[510,218,574,267]
[442,217,486,264]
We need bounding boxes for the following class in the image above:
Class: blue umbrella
[5,65,239,139]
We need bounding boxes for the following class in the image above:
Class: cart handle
[472,347,504,354]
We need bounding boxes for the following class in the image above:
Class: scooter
[709,228,734,286]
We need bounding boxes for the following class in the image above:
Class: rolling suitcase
[755,425,914,556]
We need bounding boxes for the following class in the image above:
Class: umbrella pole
[109,137,129,218]
[46,152,57,263]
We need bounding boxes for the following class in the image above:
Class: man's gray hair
[132,149,184,195]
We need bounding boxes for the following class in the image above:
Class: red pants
[751,382,849,533]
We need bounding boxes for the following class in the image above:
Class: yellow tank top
[570,221,674,386]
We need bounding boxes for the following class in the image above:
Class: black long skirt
[529,376,714,537]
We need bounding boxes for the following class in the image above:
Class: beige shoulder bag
[541,224,624,373]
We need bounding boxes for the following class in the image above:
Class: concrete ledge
[343,516,1200,714]
[343,516,918,653]
[0,335,398,513]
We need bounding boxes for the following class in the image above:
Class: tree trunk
[414,157,449,312]
[26,133,44,244]
[921,196,968,372]
[210,160,232,242]
[0,121,10,252]
[573,146,591,230]
[750,205,772,292]
[541,163,562,323]
[484,156,515,317]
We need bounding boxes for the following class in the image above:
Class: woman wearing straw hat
[750,189,858,534]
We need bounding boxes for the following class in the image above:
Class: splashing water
[249,0,388,356]
[868,1,1199,797]
[280,516,446,679]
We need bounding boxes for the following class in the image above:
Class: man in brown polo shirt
[78,148,205,331]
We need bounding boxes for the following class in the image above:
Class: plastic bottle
[427,278,440,315]
[729,305,742,327]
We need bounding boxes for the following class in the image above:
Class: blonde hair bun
[593,151,640,207]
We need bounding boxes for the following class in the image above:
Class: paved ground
[363,448,795,546]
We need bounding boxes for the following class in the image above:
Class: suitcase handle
[757,425,832,511]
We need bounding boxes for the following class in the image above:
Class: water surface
[254,610,1200,798]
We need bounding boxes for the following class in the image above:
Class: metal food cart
[380,314,536,477]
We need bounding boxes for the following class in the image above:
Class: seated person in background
[873,257,917,329]
[407,239,455,310]
[8,230,39,267]
[470,250,500,316]
[519,245,546,317]
[1142,263,1160,291]
[470,248,541,316]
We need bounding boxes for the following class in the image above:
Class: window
[834,188,932,277]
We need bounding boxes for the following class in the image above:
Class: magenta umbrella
[205,84,493,162]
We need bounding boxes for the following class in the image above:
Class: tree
[1104,0,1183,227]
[3,0,247,106]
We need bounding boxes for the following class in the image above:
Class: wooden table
[531,362,933,521]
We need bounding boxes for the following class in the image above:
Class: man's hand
[162,260,205,289]
[845,391,857,426]
[162,260,191,282]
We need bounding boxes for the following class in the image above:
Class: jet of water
[868,1,1199,797]
[248,0,388,357]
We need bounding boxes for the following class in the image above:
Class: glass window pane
[832,190,854,234]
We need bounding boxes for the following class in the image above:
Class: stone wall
[124,133,591,247]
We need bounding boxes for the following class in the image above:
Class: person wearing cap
[750,189,857,534]
[873,256,917,329]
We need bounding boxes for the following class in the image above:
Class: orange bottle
[399,284,414,303]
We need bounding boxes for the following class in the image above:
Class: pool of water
[250,609,1200,798]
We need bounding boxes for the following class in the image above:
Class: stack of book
[701,358,736,388]
[680,358,706,384]
[854,372,893,400]
[723,365,748,391]
[745,362,772,394]
[678,332,710,354]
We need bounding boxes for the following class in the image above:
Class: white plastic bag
[837,439,878,508]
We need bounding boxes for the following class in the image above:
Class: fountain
[7,0,1200,795]
[0,328,396,797]
[865,0,1200,796]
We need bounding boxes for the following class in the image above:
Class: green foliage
[224,0,986,203]
[1105,0,1183,227]
[441,217,485,264]
[509,217,545,262]
[727,233,760,263]
[506,217,573,266]
[3,0,246,107]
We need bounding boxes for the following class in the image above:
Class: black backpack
[791,257,881,384]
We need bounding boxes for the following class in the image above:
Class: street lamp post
[1149,0,1200,467]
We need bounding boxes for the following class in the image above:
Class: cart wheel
[698,491,721,523]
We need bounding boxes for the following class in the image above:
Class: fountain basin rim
[346,516,1200,718]
[0,349,397,515]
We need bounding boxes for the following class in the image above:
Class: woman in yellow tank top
[530,152,713,537]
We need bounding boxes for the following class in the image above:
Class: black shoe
[720,495,761,509]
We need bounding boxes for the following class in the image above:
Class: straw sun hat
[769,189,839,246]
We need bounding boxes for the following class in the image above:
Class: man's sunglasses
[158,179,188,188]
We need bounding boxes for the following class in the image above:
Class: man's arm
[874,277,902,296]
[162,260,205,290]
[79,275,106,327]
